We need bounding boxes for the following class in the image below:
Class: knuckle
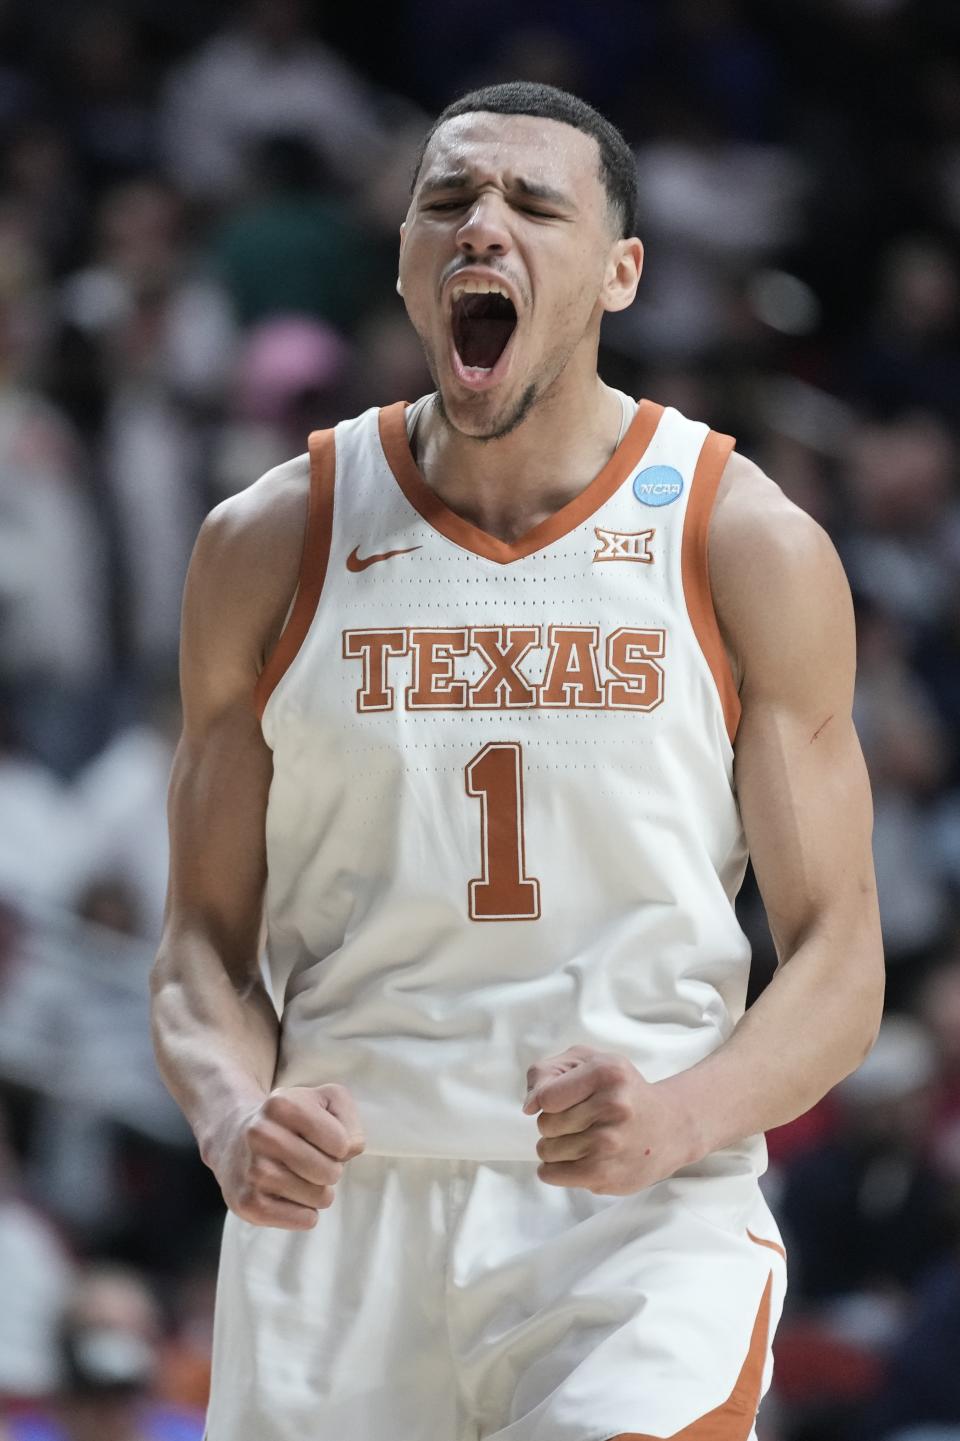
[323,1132,350,1162]
[593,1128,620,1158]
[248,1155,272,1185]
[234,1186,261,1220]
[262,1092,292,1125]
[245,1116,270,1149]
[307,1157,339,1186]
[605,1097,632,1124]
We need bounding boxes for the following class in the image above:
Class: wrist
[655,1070,713,1168]
[197,1091,264,1173]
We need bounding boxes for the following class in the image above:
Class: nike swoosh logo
[346,544,422,572]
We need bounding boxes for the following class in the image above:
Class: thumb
[522,1048,593,1112]
[313,1083,367,1159]
[522,1063,555,1113]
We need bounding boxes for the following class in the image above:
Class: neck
[413,367,625,544]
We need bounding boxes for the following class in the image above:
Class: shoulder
[708,449,854,694]
[710,448,835,575]
[197,452,311,564]
[193,451,310,596]
[185,453,312,672]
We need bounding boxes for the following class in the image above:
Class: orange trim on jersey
[378,397,665,564]
[253,429,336,719]
[681,430,741,745]
[604,1270,773,1440]
[747,1227,787,1262]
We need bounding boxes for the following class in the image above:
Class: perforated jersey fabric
[256,391,762,1176]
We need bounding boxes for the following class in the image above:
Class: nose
[455,193,512,259]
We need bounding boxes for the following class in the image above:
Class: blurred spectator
[354,305,436,410]
[6,1264,203,1441]
[0,883,189,1243]
[916,959,960,1183]
[843,238,960,427]
[779,1017,954,1313]
[767,1020,958,1441]
[842,413,960,633]
[0,1106,75,1404]
[59,178,235,674]
[151,1256,217,1418]
[663,0,781,143]
[0,209,110,771]
[209,134,390,331]
[60,178,236,409]
[851,599,953,976]
[72,676,180,945]
[1,121,88,277]
[158,0,389,206]
[0,699,89,911]
[852,1253,960,1439]
[607,96,809,362]
[212,314,357,494]
[46,8,159,193]
[398,0,651,112]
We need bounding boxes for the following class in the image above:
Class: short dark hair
[410,81,637,239]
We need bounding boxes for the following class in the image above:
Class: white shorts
[205,1153,787,1441]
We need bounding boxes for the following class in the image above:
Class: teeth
[451,279,513,303]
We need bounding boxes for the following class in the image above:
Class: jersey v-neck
[377,393,665,565]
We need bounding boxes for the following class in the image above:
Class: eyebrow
[418,171,575,209]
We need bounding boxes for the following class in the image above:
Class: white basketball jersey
[254,391,766,1177]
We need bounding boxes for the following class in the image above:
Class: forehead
[419,112,604,199]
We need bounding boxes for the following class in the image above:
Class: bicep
[724,507,880,962]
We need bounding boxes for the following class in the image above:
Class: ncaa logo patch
[632,465,684,507]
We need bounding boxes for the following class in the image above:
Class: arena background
[1,1,959,1437]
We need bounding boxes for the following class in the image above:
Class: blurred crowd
[0,1,959,1437]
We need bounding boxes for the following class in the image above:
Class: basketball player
[151,82,884,1441]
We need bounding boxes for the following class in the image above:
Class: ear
[601,237,644,315]
[397,221,407,296]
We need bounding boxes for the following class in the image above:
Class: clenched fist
[522,1044,701,1195]
[205,1084,366,1230]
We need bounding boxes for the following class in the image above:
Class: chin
[437,380,538,443]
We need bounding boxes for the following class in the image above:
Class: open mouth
[451,287,518,376]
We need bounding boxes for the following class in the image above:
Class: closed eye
[426,200,557,218]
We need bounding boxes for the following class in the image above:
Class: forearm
[660,924,884,1163]
[149,929,280,1166]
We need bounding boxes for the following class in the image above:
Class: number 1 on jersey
[465,742,541,921]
